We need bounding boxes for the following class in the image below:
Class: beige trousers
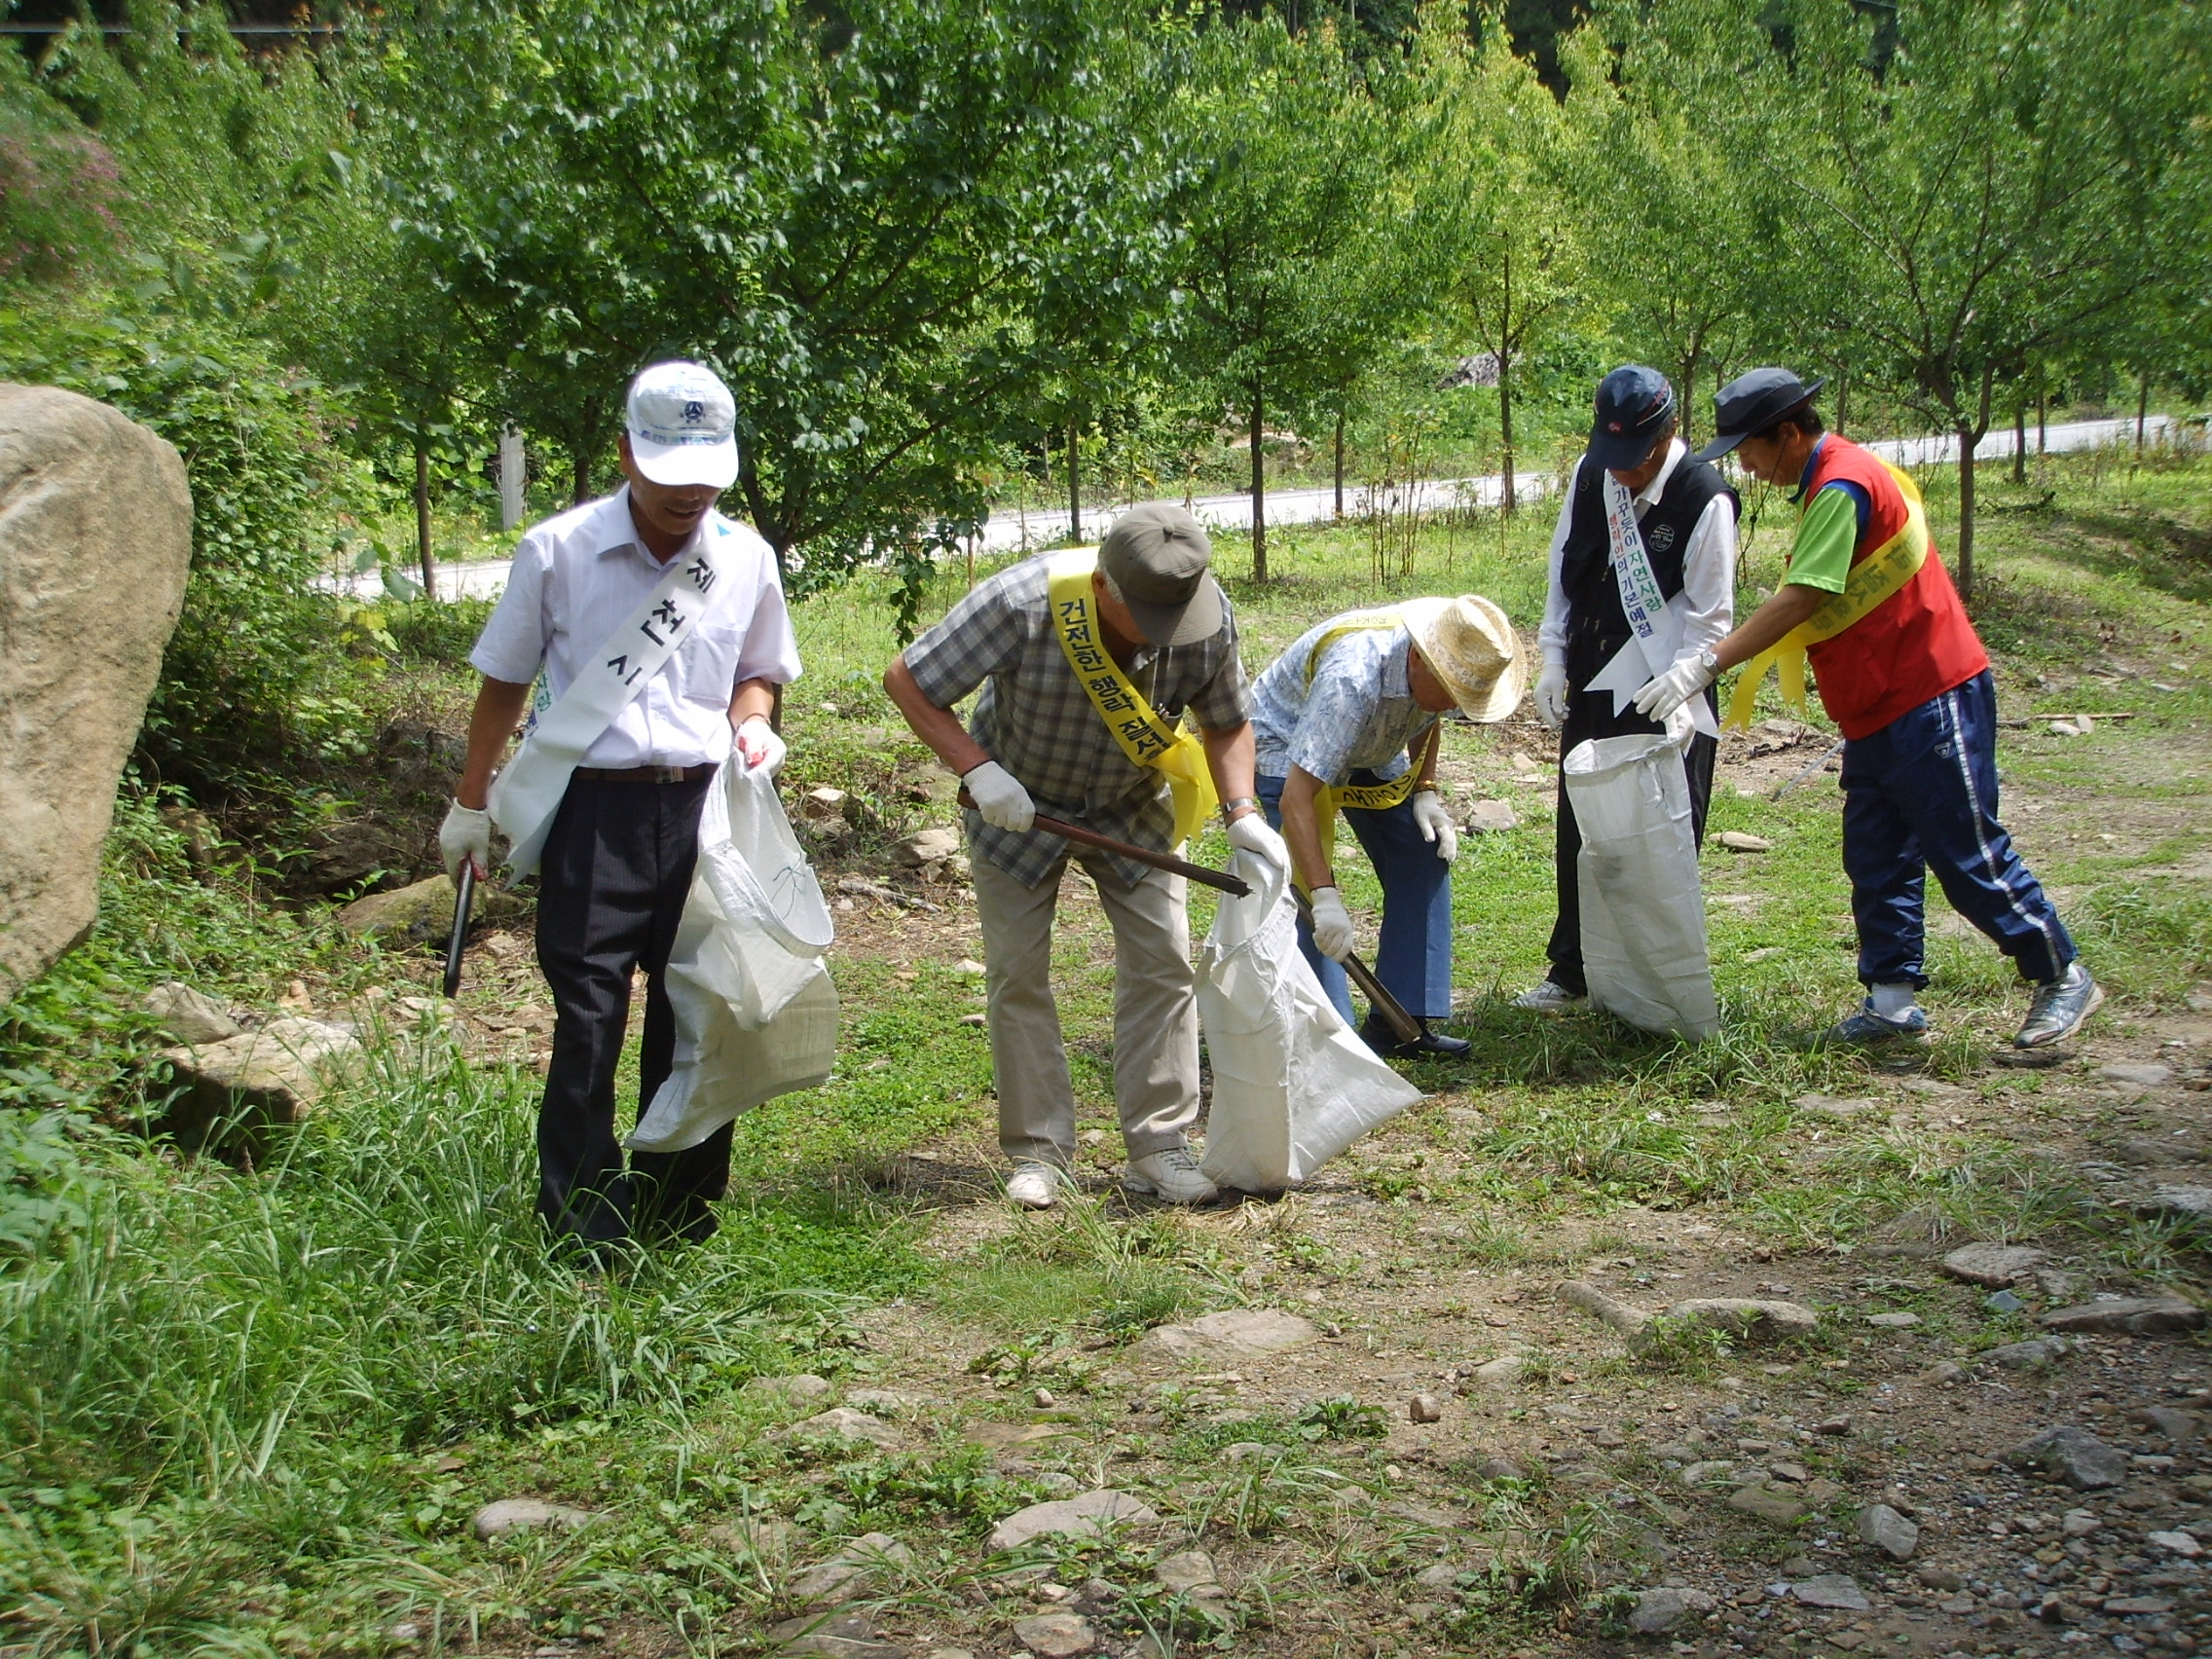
[970,851,1199,1168]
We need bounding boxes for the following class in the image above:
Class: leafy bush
[0,53,123,287]
[387,594,498,666]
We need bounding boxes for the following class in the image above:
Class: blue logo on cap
[682,400,705,424]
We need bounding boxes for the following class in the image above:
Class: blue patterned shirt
[1251,617,1436,787]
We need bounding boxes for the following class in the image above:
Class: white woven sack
[1563,732,1719,1041]
[628,766,838,1154]
[1196,851,1423,1194]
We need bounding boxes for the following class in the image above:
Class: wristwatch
[1697,646,1721,679]
[1220,795,1260,824]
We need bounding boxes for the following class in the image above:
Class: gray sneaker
[2014,961,2103,1050]
[1511,979,1587,1014]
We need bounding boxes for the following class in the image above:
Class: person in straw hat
[1249,595,1526,1059]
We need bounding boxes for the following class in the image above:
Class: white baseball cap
[624,360,739,489]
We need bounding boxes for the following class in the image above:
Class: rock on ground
[896,827,962,867]
[1153,1550,1224,1597]
[337,872,524,945]
[157,1017,364,1147]
[747,1373,835,1406]
[1461,798,1520,833]
[786,1408,900,1448]
[986,1490,1159,1552]
[1940,1243,2051,1286]
[140,981,241,1046]
[1129,1309,1319,1364]
[2101,1061,2176,1088]
[1011,1613,1097,1658]
[1790,1575,1871,1611]
[1629,1587,1716,1634]
[2040,1296,2204,1335]
[472,1497,596,1540]
[0,384,192,1004]
[1973,1338,2069,1371]
[766,1610,908,1659]
[1663,1297,1820,1342]
[1727,1486,1808,1525]
[1470,1354,1528,1388]
[791,1533,914,1605]
[2007,1425,2132,1490]
[1858,1502,1920,1561]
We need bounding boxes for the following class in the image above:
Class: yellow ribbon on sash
[1298,613,1440,862]
[1724,460,1933,730]
[1048,552,1218,848]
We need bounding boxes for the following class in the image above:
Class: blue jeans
[1257,773,1455,1025]
[1840,670,2075,988]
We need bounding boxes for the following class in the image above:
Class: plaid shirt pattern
[903,554,1251,888]
[1251,618,1436,787]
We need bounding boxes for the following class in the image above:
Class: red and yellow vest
[1800,437,1988,740]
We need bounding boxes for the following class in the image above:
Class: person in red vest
[1634,368,2101,1050]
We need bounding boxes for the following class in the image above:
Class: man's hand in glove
[1632,653,1716,721]
[734,716,787,774]
[1410,790,1458,863]
[440,800,492,882]
[1307,886,1355,961]
[1226,812,1291,878]
[1533,662,1570,731]
[962,760,1035,832]
[1663,702,1698,753]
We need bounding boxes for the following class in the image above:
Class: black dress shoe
[1361,1014,1471,1060]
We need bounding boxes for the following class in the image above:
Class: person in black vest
[1514,366,1741,1014]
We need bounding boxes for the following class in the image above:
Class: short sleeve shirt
[902,554,1250,887]
[1250,619,1435,787]
[1785,439,1874,595]
[469,488,800,769]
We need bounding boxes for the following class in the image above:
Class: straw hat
[1398,595,1526,722]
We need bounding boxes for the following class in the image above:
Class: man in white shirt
[440,362,801,1252]
[1516,366,1739,1014]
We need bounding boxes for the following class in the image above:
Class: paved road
[341,414,2177,602]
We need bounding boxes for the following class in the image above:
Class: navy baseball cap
[1695,367,1825,461]
[1588,365,1677,471]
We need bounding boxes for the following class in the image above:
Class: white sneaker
[1511,979,1587,1014]
[1124,1146,1219,1205]
[1005,1162,1063,1209]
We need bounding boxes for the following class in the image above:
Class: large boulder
[156,1016,363,1147]
[0,384,192,1002]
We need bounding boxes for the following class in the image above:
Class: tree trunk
[2012,398,2028,485]
[1834,366,1850,437]
[1496,345,1517,517]
[1679,350,1697,451]
[2137,366,2152,457]
[1956,420,1978,605]
[1250,379,1268,583]
[414,436,436,602]
[571,440,593,506]
[2037,387,2046,455]
[1333,406,1346,522]
[1067,417,1082,544]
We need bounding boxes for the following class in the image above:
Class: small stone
[1794,1092,1881,1120]
[747,1373,835,1406]
[471,1498,596,1540]
[1220,1442,1275,1463]
[1629,1587,1717,1634]
[2104,1596,2178,1615]
[1790,1574,1871,1611]
[2140,1185,2212,1219]
[1858,1503,1920,1561]
[1985,1288,2027,1314]
[1815,1416,1853,1435]
[1914,1567,1964,1592]
[1718,831,1773,853]
[2148,1530,2204,1558]
[951,958,987,976]
[1941,1243,2052,1287]
[1474,1455,1526,1481]
[1974,1339,2067,1371]
[986,1491,1159,1552]
[716,1514,805,1561]
[960,1013,986,1027]
[1153,1550,1223,1597]
[2040,1297,2205,1336]
[139,980,241,1046]
[2101,1062,2177,1088]
[1012,1613,1097,1657]
[2136,1406,2199,1440]
[1664,1297,1821,1343]
[1728,1486,1809,1524]
[845,1388,940,1416]
[896,827,963,867]
[1680,1459,1734,1487]
[788,1407,900,1448]
[1409,1392,1443,1423]
[767,1609,909,1659]
[2006,1425,2131,1490]
[802,786,849,819]
[1129,1309,1320,1365]
[791,1533,914,1605]
[1461,798,1520,834]
[1469,1354,1527,1389]
[1865,1311,1921,1329]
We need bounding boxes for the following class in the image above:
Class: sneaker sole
[2014,980,2106,1049]
[1122,1174,1218,1205]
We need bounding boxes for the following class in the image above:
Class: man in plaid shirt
[885,505,1289,1209]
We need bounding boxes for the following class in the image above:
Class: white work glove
[962,759,1035,832]
[1308,886,1355,962]
[1409,790,1458,863]
[1663,702,1698,753]
[439,800,492,882]
[734,715,787,774]
[1533,661,1570,732]
[1226,811,1291,878]
[1632,653,1716,722]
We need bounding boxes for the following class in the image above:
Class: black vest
[1559,452,1739,682]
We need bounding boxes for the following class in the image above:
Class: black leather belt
[571,763,719,783]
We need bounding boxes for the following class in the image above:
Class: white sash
[1581,469,1717,739]
[489,519,741,877]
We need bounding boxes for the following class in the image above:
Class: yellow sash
[1724,460,1932,730]
[1048,552,1217,847]
[1299,613,1439,862]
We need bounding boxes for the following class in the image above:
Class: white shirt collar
[589,484,706,568]
[1634,437,1688,509]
